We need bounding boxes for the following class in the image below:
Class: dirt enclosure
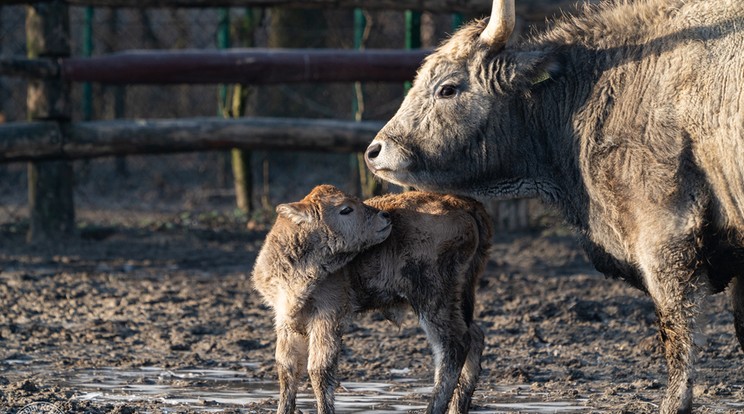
[1,157,743,413]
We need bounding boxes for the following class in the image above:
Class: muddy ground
[0,211,743,413]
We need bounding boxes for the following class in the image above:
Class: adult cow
[364,0,743,412]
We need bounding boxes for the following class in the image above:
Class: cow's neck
[518,47,599,231]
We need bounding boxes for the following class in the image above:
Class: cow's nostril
[365,142,382,161]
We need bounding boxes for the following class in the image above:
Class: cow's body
[365,0,744,412]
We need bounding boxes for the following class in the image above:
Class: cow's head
[365,0,557,194]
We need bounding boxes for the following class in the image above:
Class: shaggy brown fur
[252,185,491,414]
[365,1,743,413]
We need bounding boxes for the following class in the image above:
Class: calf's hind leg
[419,304,470,414]
[732,276,744,351]
[447,323,484,414]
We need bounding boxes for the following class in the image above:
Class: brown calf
[252,185,491,414]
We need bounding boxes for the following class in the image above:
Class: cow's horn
[480,0,515,46]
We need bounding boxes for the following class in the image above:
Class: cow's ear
[276,202,313,225]
[506,50,561,89]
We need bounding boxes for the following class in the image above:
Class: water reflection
[3,361,743,413]
[8,365,740,413]
[3,366,593,412]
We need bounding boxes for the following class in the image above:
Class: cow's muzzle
[364,141,383,172]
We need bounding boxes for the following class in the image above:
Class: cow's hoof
[660,396,692,414]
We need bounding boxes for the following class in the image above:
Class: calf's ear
[276,202,313,225]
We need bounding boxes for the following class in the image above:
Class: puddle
[1,365,598,413]
[488,402,588,412]
[65,368,433,413]
[7,365,741,413]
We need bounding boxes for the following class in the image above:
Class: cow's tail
[733,276,744,351]
[461,201,493,327]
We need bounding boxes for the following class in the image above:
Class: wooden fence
[0,48,428,161]
[2,0,574,242]
[0,117,385,162]
[4,0,494,12]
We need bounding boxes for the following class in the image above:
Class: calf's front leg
[307,318,344,414]
[275,324,308,414]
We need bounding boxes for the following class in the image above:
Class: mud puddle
[2,365,596,413]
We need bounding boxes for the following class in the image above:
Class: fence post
[26,1,75,243]
[0,6,6,124]
[82,6,93,121]
[404,10,421,93]
[400,9,420,193]
[103,9,129,176]
[452,13,464,30]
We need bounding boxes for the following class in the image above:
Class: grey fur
[252,185,492,414]
[365,1,744,413]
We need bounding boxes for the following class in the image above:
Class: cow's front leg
[638,236,707,414]
[731,276,744,351]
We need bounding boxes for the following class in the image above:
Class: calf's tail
[733,276,744,351]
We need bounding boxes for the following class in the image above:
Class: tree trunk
[227,9,259,214]
[230,83,253,213]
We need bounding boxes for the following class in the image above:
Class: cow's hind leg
[654,293,701,414]
[640,237,706,414]
[732,275,744,351]
[447,323,484,414]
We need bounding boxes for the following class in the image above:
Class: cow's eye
[437,84,458,98]
[339,206,354,215]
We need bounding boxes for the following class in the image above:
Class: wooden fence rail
[0,122,63,161]
[0,117,383,162]
[61,49,430,84]
[0,49,430,84]
[0,57,59,79]
[0,49,430,85]
[2,0,493,12]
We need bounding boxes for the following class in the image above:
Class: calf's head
[365,0,557,194]
[276,184,392,255]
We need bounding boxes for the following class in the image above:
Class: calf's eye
[339,206,354,215]
[437,84,457,98]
